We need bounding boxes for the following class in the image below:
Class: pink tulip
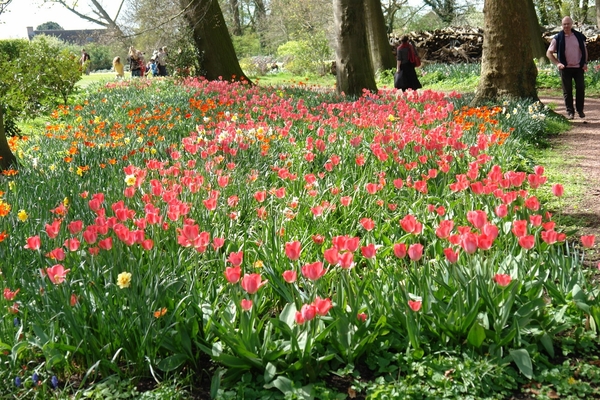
[407,243,424,261]
[282,270,297,283]
[518,235,535,250]
[339,252,355,269]
[24,235,41,250]
[285,241,302,261]
[313,297,333,316]
[224,266,241,284]
[227,251,244,267]
[46,264,70,284]
[408,300,422,312]
[361,244,377,259]
[360,218,375,231]
[443,248,459,263]
[241,299,253,311]
[324,248,339,265]
[240,273,268,294]
[581,235,596,248]
[301,261,326,281]
[393,243,407,258]
[494,273,512,287]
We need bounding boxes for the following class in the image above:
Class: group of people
[111,46,169,79]
[395,15,588,121]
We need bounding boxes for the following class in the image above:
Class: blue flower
[13,317,19,326]
[14,376,22,387]
[32,373,39,384]
[51,375,59,389]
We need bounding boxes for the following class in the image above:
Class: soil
[539,95,600,267]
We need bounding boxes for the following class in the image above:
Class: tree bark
[181,0,250,82]
[597,0,600,27]
[0,108,17,171]
[365,0,396,73]
[333,0,378,97]
[526,0,548,63]
[472,0,538,103]
[229,0,242,36]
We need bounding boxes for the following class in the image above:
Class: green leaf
[279,302,297,330]
[264,376,294,394]
[509,348,533,379]
[540,333,555,358]
[467,322,486,348]
[264,362,276,383]
[157,353,188,372]
[210,368,224,399]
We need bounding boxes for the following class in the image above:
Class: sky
[0,1,113,39]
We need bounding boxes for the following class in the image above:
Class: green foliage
[0,36,81,131]
[233,33,263,59]
[277,32,332,76]
[36,21,64,31]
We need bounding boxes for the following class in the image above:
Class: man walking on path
[157,47,168,77]
[546,16,588,120]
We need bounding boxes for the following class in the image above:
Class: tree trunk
[181,0,250,82]
[526,0,548,63]
[597,0,600,26]
[333,0,378,97]
[0,108,17,171]
[581,0,589,24]
[365,0,396,73]
[472,0,538,103]
[229,0,242,36]
[537,0,549,25]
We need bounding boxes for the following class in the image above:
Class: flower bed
[1,78,597,396]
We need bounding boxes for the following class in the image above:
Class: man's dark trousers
[560,67,585,114]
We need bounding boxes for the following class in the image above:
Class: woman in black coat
[395,36,422,91]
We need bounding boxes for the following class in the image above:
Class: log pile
[391,25,600,64]
[390,27,484,64]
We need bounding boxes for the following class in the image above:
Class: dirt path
[539,96,600,264]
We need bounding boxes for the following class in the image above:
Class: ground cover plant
[1,78,599,399]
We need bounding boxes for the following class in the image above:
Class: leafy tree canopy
[36,21,64,30]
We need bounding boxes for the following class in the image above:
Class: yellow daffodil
[117,272,132,289]
[17,209,28,222]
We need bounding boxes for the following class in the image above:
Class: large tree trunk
[333,0,378,97]
[526,0,548,63]
[597,0,600,26]
[181,0,250,82]
[0,108,17,171]
[472,0,538,103]
[365,0,396,73]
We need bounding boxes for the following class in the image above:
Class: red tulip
[68,220,83,234]
[301,261,326,281]
[300,304,317,321]
[460,233,478,254]
[443,248,459,263]
[324,247,339,265]
[408,300,422,312]
[467,210,488,230]
[360,218,375,231]
[227,251,244,266]
[407,243,424,261]
[393,243,407,258]
[339,252,355,269]
[313,297,333,316]
[282,270,297,283]
[552,184,564,197]
[435,220,454,239]
[541,230,558,244]
[3,288,19,301]
[224,266,241,284]
[361,244,377,259]
[24,235,41,250]
[518,235,535,250]
[495,204,508,218]
[494,273,512,287]
[241,299,253,311]
[511,220,528,237]
[285,241,302,261]
[240,273,268,294]
[581,235,596,248]
[46,264,70,284]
